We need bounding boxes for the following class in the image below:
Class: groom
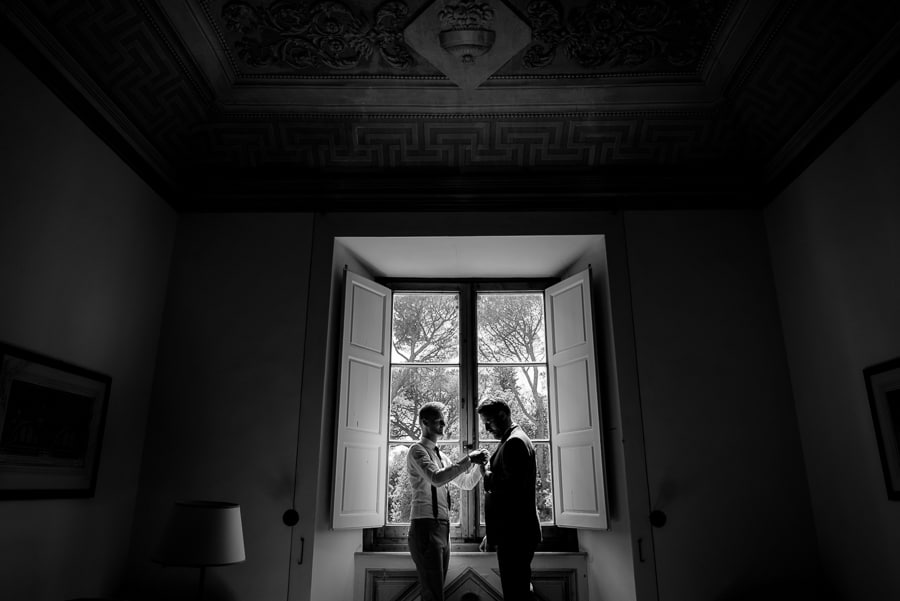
[477,397,542,600]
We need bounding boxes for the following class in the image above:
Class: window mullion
[459,283,478,541]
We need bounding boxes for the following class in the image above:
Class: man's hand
[478,535,496,552]
[467,449,489,465]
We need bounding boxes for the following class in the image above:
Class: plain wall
[765,79,900,600]
[625,210,822,601]
[0,43,175,599]
[125,213,315,601]
[123,208,820,601]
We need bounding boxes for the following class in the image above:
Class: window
[376,282,558,549]
[332,269,608,549]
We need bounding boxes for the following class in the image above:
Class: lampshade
[155,500,246,567]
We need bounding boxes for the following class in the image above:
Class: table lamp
[155,500,246,600]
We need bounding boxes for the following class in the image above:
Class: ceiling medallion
[404,0,531,89]
[438,1,496,64]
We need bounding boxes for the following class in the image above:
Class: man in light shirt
[407,401,488,601]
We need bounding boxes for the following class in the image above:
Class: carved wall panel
[365,567,577,601]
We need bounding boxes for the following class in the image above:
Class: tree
[477,293,548,438]
[477,293,552,521]
[389,294,459,441]
[386,290,554,525]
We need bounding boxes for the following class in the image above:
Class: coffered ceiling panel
[2,0,899,209]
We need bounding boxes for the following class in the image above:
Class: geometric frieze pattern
[23,0,211,162]
[192,115,732,169]
[731,1,900,156]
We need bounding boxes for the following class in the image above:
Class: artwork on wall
[0,342,110,499]
[864,357,900,500]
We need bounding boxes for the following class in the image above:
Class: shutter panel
[545,268,609,530]
[332,270,392,529]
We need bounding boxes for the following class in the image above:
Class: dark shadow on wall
[714,578,837,601]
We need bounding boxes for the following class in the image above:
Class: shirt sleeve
[408,443,474,487]
[451,461,484,490]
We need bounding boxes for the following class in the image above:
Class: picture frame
[0,342,110,499]
[864,357,900,501]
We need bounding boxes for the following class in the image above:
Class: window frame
[365,277,578,552]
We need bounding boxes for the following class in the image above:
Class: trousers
[408,518,451,601]
[496,542,536,600]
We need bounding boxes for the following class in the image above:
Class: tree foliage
[387,291,553,524]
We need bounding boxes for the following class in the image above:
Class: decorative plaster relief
[404,0,530,89]
[523,0,723,70]
[221,0,415,70]
[438,0,497,64]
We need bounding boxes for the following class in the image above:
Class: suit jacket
[483,424,542,547]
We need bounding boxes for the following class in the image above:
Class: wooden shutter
[545,268,609,530]
[332,270,391,529]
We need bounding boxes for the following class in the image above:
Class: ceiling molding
[3,0,899,210]
[0,0,179,196]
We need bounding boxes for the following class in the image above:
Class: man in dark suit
[476,397,542,600]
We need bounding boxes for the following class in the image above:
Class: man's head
[418,401,447,440]
[476,397,512,439]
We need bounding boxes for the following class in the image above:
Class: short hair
[476,397,510,418]
[418,401,445,422]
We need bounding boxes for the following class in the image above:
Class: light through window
[476,292,552,524]
[383,284,556,542]
[387,292,462,524]
[339,269,605,548]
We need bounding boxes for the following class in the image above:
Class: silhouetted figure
[477,397,541,601]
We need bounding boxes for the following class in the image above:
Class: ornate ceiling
[2,0,899,210]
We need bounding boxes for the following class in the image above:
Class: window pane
[390,366,460,441]
[477,442,553,525]
[392,293,459,364]
[387,444,411,523]
[535,443,553,523]
[477,366,548,441]
[477,293,545,363]
[439,444,462,524]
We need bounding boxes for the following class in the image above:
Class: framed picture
[864,357,900,501]
[0,342,110,499]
